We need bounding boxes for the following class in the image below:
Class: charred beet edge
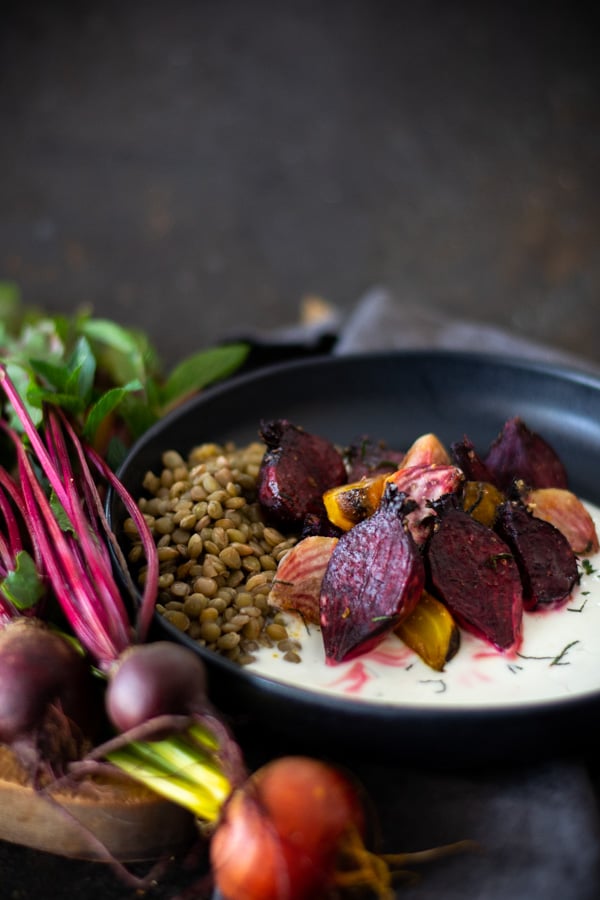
[426,497,523,650]
[387,463,465,546]
[320,482,425,663]
[450,436,495,483]
[257,419,347,527]
[494,500,579,610]
[484,416,569,491]
[300,511,344,539]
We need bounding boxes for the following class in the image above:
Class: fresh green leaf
[3,362,43,428]
[160,343,249,408]
[1,550,45,610]
[117,393,160,438]
[29,357,73,393]
[65,336,96,404]
[27,385,86,415]
[50,491,76,535]
[80,318,155,384]
[82,380,143,441]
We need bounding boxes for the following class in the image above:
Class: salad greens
[0,282,249,468]
[0,280,249,649]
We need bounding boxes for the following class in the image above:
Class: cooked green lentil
[124,440,302,665]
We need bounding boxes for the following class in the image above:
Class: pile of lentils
[123,441,303,665]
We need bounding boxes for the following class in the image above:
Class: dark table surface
[2,2,600,898]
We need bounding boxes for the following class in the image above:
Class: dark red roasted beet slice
[494,500,579,610]
[427,503,523,650]
[345,436,405,481]
[451,436,495,483]
[483,417,568,491]
[320,482,425,664]
[257,420,347,527]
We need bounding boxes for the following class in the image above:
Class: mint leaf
[80,318,154,384]
[118,393,160,438]
[3,362,43,428]
[160,343,249,408]
[27,385,87,415]
[83,379,143,441]
[65,336,96,404]
[29,357,72,393]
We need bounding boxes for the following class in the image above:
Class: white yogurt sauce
[246,502,600,709]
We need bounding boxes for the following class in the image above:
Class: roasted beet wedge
[345,436,405,481]
[320,482,425,664]
[386,464,464,545]
[268,535,338,624]
[257,420,347,527]
[495,500,579,610]
[427,501,523,650]
[483,417,568,491]
[451,436,495,483]
[521,487,599,555]
[400,432,451,468]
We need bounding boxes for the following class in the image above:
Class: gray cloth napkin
[333,286,600,377]
[264,288,600,900]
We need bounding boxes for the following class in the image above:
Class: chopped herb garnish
[580,558,596,577]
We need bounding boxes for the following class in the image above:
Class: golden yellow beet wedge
[462,480,505,527]
[323,473,389,531]
[395,590,460,672]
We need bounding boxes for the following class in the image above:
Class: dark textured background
[2,1,599,367]
[2,2,600,898]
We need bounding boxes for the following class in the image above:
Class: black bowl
[107,350,600,768]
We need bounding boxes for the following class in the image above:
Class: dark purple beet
[257,420,347,527]
[319,482,425,663]
[484,417,568,491]
[0,618,94,746]
[494,501,579,610]
[451,436,495,483]
[106,641,208,733]
[427,504,523,650]
[300,512,344,539]
[344,436,405,481]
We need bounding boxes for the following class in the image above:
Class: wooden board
[0,746,196,861]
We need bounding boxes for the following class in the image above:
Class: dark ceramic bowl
[106,350,600,767]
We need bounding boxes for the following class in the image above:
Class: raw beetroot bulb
[105,641,209,733]
[320,482,425,663]
[483,417,568,491]
[210,756,366,900]
[426,501,523,650]
[210,754,472,900]
[0,618,97,774]
[257,420,347,527]
[494,500,579,610]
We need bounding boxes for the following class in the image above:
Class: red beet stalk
[0,365,158,670]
